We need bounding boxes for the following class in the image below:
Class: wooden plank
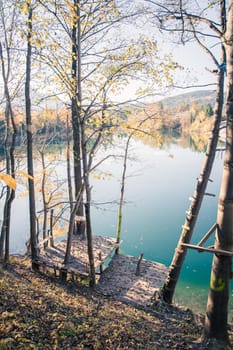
[204,192,216,197]
[96,265,108,275]
[36,236,53,248]
[95,242,121,270]
[181,243,233,256]
[197,223,217,247]
[32,258,90,281]
[35,236,123,280]
[32,259,60,272]
[66,267,89,278]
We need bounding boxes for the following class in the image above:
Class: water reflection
[133,128,225,153]
[0,130,230,318]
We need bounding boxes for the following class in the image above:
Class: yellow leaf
[21,3,28,15]
[15,170,34,180]
[0,173,16,190]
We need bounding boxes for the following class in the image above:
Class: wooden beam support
[197,223,217,247]
[181,243,233,257]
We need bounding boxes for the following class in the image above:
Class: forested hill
[126,89,217,142]
[157,89,216,108]
[0,89,216,150]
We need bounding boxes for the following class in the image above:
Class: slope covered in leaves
[0,257,231,349]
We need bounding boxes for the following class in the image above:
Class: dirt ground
[2,247,233,349]
[96,253,168,307]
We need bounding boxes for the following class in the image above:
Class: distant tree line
[0,99,215,156]
[124,99,215,140]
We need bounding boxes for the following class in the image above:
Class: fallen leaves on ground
[0,257,232,349]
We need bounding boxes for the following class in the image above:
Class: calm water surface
[90,138,229,316]
[2,136,232,318]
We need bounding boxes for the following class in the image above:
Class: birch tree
[204,1,233,345]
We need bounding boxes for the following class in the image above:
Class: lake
[1,134,232,319]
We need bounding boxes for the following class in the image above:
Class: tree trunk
[40,150,48,248]
[25,3,38,264]
[3,107,16,264]
[116,134,132,253]
[204,3,233,342]
[157,67,225,303]
[81,114,96,286]
[0,40,17,264]
[71,0,85,237]
[116,116,153,254]
[84,199,96,287]
[64,0,85,264]
[64,186,84,266]
[66,115,73,212]
[0,105,11,262]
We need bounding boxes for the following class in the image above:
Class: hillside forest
[0,90,216,153]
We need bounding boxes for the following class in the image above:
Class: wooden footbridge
[31,234,168,306]
[32,235,120,283]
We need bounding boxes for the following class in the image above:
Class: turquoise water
[2,136,231,317]
[90,138,228,317]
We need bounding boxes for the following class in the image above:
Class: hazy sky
[142,0,222,100]
[116,38,219,104]
[114,1,222,104]
[170,41,217,89]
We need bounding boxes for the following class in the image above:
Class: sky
[133,0,222,102]
[170,42,218,88]
[153,27,221,100]
[114,39,219,104]
[113,0,222,104]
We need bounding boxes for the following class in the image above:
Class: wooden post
[49,209,54,247]
[60,267,67,281]
[31,259,40,271]
[98,251,103,274]
[75,215,86,239]
[53,266,57,277]
[136,253,144,276]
